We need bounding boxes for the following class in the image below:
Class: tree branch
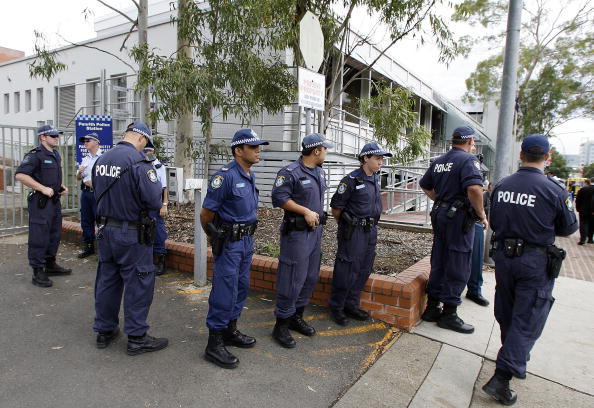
[96,0,136,24]
[56,33,137,73]
[119,20,139,51]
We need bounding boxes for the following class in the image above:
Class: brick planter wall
[62,220,429,331]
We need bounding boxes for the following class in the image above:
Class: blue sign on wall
[75,115,113,164]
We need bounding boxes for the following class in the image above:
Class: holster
[463,206,479,234]
[446,199,464,219]
[282,212,310,234]
[546,245,566,279]
[206,222,227,256]
[38,193,48,209]
[137,211,156,245]
[340,212,356,241]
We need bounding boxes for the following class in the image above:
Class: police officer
[482,134,578,405]
[329,142,392,326]
[92,121,168,355]
[76,132,102,258]
[271,133,332,348]
[15,125,72,287]
[419,125,487,334]
[200,129,267,369]
[143,146,169,275]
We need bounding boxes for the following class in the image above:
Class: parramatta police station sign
[298,67,325,111]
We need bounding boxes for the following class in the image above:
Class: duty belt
[101,217,139,230]
[220,221,258,241]
[81,184,94,192]
[492,238,548,258]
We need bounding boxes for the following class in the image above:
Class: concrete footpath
[336,239,594,407]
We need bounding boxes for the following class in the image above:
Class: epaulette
[28,146,40,153]
[348,168,362,179]
[546,176,566,190]
[286,161,300,172]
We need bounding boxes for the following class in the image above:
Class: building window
[3,93,8,114]
[86,79,101,115]
[25,90,32,112]
[14,92,20,113]
[36,120,46,128]
[37,88,44,110]
[110,74,128,130]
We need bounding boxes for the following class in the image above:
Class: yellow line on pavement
[246,314,329,328]
[177,288,205,294]
[317,322,387,336]
[310,344,369,356]
[167,279,195,285]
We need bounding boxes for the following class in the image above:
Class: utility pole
[138,0,149,123]
[493,0,522,183]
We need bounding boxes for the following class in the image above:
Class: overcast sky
[1,0,592,154]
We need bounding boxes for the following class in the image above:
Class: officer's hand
[304,209,320,227]
[59,186,68,195]
[41,186,54,197]
[160,206,168,218]
[78,165,86,173]
[480,217,489,230]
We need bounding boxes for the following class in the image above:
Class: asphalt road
[0,235,394,408]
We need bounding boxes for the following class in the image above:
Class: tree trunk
[138,0,150,123]
[174,0,194,179]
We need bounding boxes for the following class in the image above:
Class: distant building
[579,140,594,166]
[562,154,580,168]
[0,47,24,64]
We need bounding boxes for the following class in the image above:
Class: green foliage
[151,136,173,164]
[260,241,280,258]
[360,84,431,164]
[583,162,594,179]
[547,149,571,179]
[454,1,593,135]
[28,31,67,81]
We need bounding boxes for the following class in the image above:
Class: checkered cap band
[360,149,387,157]
[304,141,324,149]
[231,137,261,146]
[132,127,150,138]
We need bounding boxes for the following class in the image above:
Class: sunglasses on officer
[44,134,60,138]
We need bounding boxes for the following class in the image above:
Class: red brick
[370,311,396,325]
[373,294,398,306]
[360,300,384,312]
[385,305,413,317]
[398,297,413,308]
[255,280,273,290]
[360,292,372,301]
[251,271,264,280]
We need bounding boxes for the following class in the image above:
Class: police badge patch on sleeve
[275,176,285,187]
[337,182,347,194]
[147,169,158,183]
[566,197,574,211]
[211,175,224,189]
[473,160,481,170]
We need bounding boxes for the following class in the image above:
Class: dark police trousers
[329,223,377,311]
[94,225,155,336]
[427,206,474,305]
[493,247,555,378]
[80,189,97,243]
[206,236,253,330]
[149,209,168,254]
[468,223,485,296]
[27,194,62,268]
[275,227,322,318]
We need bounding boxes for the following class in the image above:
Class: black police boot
[77,242,95,259]
[96,328,120,349]
[44,258,72,276]
[344,307,370,321]
[438,304,474,334]
[272,317,296,348]
[288,306,316,336]
[330,308,349,326]
[205,330,239,369]
[32,267,52,287]
[482,370,518,406]
[222,319,256,348]
[421,297,442,322]
[153,253,166,276]
[466,292,490,307]
[126,333,169,356]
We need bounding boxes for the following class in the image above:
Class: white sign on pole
[299,11,324,72]
[298,67,325,111]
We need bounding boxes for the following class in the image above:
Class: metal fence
[0,125,79,235]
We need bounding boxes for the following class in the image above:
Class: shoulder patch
[211,175,224,189]
[147,169,158,183]
[337,182,348,194]
[22,154,32,164]
[275,175,285,187]
[566,197,574,211]
[473,160,481,170]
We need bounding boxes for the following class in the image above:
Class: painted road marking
[317,322,387,336]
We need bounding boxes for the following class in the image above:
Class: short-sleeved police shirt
[271,159,326,216]
[331,168,382,219]
[92,141,163,222]
[419,147,483,202]
[15,145,63,191]
[490,167,578,245]
[202,160,259,225]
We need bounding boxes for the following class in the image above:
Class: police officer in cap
[482,134,577,405]
[91,121,168,355]
[15,125,72,287]
[76,132,102,258]
[419,125,488,334]
[271,133,332,348]
[200,128,268,369]
[329,142,392,326]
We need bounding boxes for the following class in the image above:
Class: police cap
[37,125,63,137]
[359,142,393,157]
[451,125,475,141]
[302,133,333,150]
[230,128,269,147]
[79,132,100,143]
[521,134,550,155]
[126,121,154,149]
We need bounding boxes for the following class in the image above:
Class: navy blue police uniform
[91,122,168,354]
[77,133,102,258]
[202,129,268,368]
[271,133,332,347]
[15,125,72,287]
[419,125,483,333]
[329,142,392,325]
[483,134,577,403]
